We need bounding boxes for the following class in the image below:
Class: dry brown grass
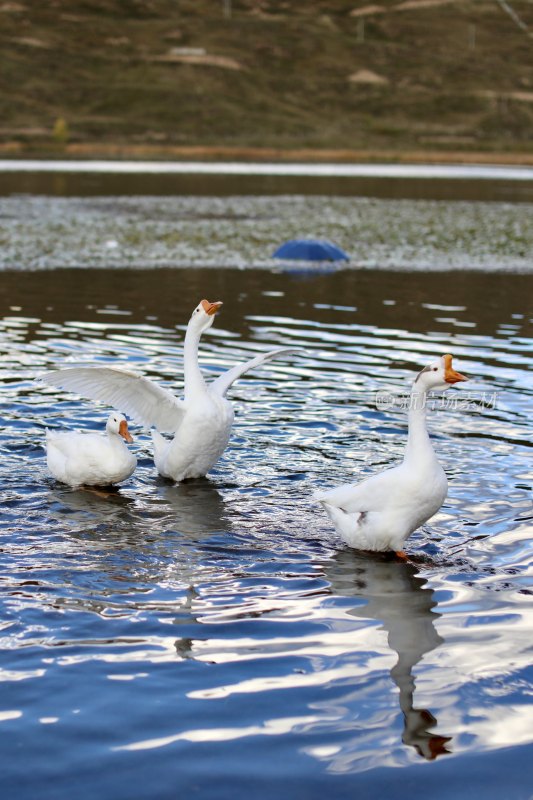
[1,0,532,157]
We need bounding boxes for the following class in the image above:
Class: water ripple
[0,266,531,799]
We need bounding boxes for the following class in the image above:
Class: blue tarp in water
[273,239,349,261]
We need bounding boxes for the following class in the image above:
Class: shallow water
[2,160,533,202]
[1,193,532,272]
[1,262,532,799]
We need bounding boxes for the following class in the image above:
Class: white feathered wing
[40,367,186,433]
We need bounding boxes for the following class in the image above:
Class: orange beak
[200,299,223,316]
[443,354,467,384]
[119,419,133,443]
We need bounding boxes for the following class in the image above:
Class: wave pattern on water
[0,267,532,799]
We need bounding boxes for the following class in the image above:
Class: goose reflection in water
[154,477,229,536]
[47,476,229,574]
[327,549,452,761]
[47,482,134,519]
[48,475,227,535]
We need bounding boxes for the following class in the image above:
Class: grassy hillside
[1,0,533,159]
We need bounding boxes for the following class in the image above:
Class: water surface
[2,159,533,201]
[1,265,532,799]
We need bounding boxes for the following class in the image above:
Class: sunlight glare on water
[0,259,532,796]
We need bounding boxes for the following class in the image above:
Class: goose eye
[433,367,438,371]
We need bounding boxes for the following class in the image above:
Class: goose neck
[184,325,206,398]
[404,388,435,464]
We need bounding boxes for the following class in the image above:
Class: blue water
[0,216,532,798]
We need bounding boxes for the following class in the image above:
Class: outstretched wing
[209,347,300,398]
[40,366,186,433]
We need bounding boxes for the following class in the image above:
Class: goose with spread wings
[41,299,297,482]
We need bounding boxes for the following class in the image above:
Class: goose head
[414,354,467,392]
[188,299,223,335]
[106,412,134,443]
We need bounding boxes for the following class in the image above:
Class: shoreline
[1,142,533,167]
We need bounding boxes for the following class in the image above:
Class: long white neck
[403,386,436,465]
[183,324,206,399]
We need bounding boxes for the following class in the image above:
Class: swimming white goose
[315,354,467,558]
[41,299,296,482]
[46,411,136,488]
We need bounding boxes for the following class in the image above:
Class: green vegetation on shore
[1,0,532,160]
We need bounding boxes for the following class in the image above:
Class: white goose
[46,411,136,488]
[41,299,296,482]
[315,354,467,558]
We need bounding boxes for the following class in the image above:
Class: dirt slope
[1,0,532,158]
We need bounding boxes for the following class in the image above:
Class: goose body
[45,412,136,487]
[41,299,296,482]
[315,354,467,556]
[151,389,234,480]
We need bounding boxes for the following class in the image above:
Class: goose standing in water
[315,354,467,558]
[41,299,296,482]
[46,412,136,488]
